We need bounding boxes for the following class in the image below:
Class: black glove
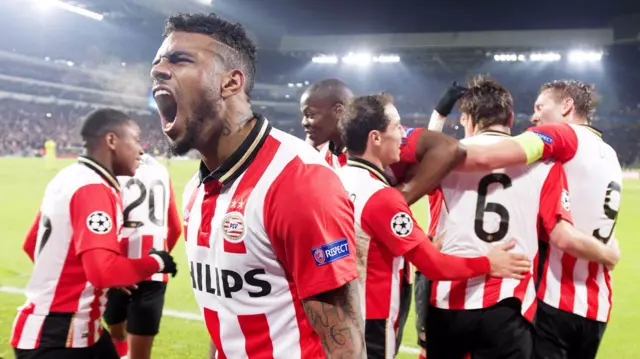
[149,248,178,277]
[435,81,468,117]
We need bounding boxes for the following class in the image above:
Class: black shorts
[534,300,607,359]
[103,281,167,336]
[426,298,533,359]
[413,271,432,349]
[14,329,118,359]
[395,277,412,355]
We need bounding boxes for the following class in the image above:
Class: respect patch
[312,238,350,266]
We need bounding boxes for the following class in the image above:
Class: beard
[168,96,218,156]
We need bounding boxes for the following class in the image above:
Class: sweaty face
[300,92,339,147]
[532,90,566,125]
[150,32,222,155]
[112,122,143,177]
[378,104,405,167]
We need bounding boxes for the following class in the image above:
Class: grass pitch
[0,157,638,358]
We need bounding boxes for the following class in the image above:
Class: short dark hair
[80,108,132,150]
[164,13,258,96]
[459,75,513,129]
[304,78,354,105]
[540,80,598,122]
[340,92,394,155]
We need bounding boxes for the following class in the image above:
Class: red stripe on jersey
[224,136,281,254]
[183,187,200,242]
[428,189,443,237]
[49,240,86,313]
[141,235,154,261]
[198,181,223,248]
[430,281,438,305]
[559,253,577,313]
[449,280,468,310]
[604,270,613,322]
[365,238,393,318]
[482,277,502,308]
[203,308,228,359]
[119,237,130,257]
[586,261,600,319]
[10,302,36,347]
[337,152,348,167]
[87,287,103,346]
[238,314,275,358]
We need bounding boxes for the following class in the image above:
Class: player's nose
[530,115,539,125]
[150,60,171,82]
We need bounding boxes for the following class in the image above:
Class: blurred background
[1,0,640,167]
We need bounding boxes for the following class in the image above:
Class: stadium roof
[279,28,615,53]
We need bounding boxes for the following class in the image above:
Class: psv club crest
[222,212,247,243]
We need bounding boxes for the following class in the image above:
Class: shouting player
[151,13,365,358]
[104,154,182,359]
[422,77,619,359]
[12,109,178,359]
[531,80,622,359]
[337,92,531,359]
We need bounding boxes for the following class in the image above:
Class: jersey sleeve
[361,187,425,256]
[70,183,121,256]
[23,211,41,262]
[513,123,578,164]
[264,161,359,300]
[166,180,182,252]
[538,162,573,238]
[389,127,424,182]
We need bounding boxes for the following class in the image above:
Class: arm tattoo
[302,281,366,359]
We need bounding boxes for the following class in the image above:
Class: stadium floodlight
[34,0,104,21]
[312,55,338,64]
[568,50,603,63]
[373,55,401,63]
[287,83,294,87]
[342,52,372,66]
[530,52,561,62]
[493,53,518,62]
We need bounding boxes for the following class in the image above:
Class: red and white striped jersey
[532,124,622,322]
[430,132,573,321]
[337,158,421,358]
[319,141,347,169]
[11,156,124,349]
[183,115,358,358]
[117,154,181,283]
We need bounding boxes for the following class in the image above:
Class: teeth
[154,89,171,97]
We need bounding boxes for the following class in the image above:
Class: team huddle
[10,11,621,359]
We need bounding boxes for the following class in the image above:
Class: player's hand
[435,81,468,117]
[114,285,138,295]
[432,231,446,251]
[486,240,531,279]
[605,239,620,271]
[149,249,178,277]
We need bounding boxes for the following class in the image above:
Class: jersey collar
[328,141,347,156]
[77,155,120,191]
[347,157,393,186]
[199,113,272,186]
[477,129,511,137]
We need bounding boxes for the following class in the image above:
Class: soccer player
[44,138,57,170]
[301,78,468,355]
[423,77,619,359]
[150,13,365,358]
[11,109,178,359]
[104,154,182,359]
[336,92,531,359]
[530,80,622,359]
[300,78,353,166]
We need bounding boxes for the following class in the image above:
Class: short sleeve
[524,123,578,163]
[538,162,573,238]
[264,160,359,300]
[70,183,121,255]
[361,187,426,257]
[389,127,424,181]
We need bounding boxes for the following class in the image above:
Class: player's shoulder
[460,133,510,146]
[45,163,113,201]
[269,128,332,168]
[337,166,388,200]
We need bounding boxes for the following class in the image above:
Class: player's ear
[220,69,245,99]
[105,132,118,151]
[508,111,514,128]
[369,130,382,146]
[562,97,574,117]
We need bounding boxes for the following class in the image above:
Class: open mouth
[153,88,178,131]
